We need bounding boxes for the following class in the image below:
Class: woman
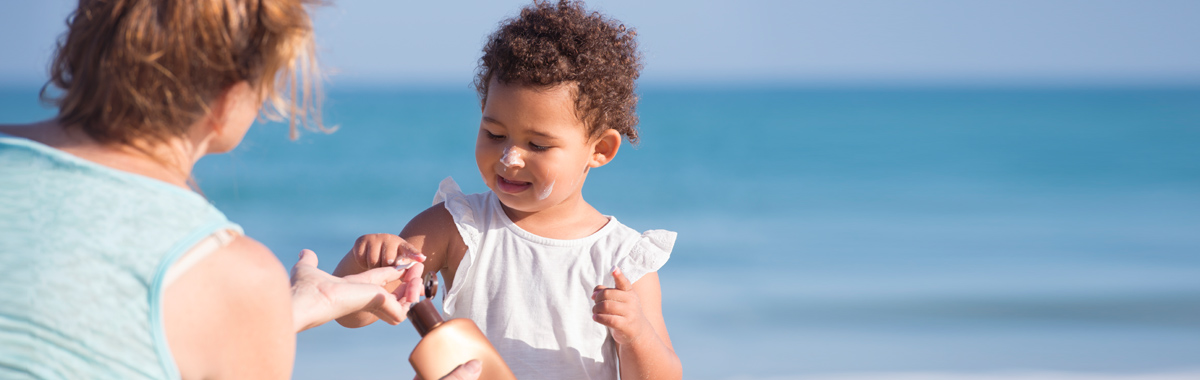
[0,0,476,378]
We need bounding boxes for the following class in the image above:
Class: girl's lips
[496,175,532,194]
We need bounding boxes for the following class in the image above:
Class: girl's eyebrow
[526,129,556,139]
[482,116,505,127]
[483,116,559,139]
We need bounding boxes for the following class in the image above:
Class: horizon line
[4,77,1200,92]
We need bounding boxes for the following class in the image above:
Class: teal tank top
[0,134,242,379]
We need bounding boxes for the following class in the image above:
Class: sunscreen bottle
[408,273,517,380]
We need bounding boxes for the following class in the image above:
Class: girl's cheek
[536,176,556,201]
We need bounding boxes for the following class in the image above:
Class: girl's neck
[500,191,609,240]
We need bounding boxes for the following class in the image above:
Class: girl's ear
[588,129,622,168]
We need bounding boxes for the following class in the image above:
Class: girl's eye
[529,142,549,151]
[485,131,505,140]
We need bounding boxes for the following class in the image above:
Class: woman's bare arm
[164,236,295,379]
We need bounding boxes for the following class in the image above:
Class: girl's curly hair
[475,0,643,143]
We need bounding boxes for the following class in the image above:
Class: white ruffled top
[432,177,674,380]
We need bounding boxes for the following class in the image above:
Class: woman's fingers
[372,290,408,325]
[439,360,482,380]
[292,249,320,279]
[296,249,319,268]
[402,263,425,303]
[348,266,405,286]
[389,262,426,304]
[347,283,405,325]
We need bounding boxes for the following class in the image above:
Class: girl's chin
[495,193,546,214]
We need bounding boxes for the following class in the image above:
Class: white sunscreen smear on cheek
[500,146,523,168]
[536,179,555,200]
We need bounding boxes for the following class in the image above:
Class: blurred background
[2,1,1199,379]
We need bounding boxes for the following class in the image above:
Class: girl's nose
[500,145,525,168]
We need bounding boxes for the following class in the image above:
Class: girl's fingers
[592,298,632,316]
[381,239,400,266]
[351,241,369,268]
[611,266,633,291]
[363,240,379,267]
[592,313,623,328]
[591,285,607,300]
[398,239,428,263]
[593,287,634,304]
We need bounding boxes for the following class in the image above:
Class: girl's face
[476,79,611,213]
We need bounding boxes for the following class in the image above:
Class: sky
[1,0,1199,87]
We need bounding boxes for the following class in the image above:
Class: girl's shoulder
[431,177,492,245]
[601,220,677,285]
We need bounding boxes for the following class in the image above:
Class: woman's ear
[206,82,256,134]
[201,81,259,153]
[588,129,622,168]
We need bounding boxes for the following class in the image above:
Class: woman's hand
[591,267,654,345]
[416,360,481,380]
[290,249,425,332]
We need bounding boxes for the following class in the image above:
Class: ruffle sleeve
[432,177,482,250]
[617,229,676,284]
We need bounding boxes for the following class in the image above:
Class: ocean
[2,86,1198,379]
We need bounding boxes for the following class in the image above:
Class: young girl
[332,1,681,379]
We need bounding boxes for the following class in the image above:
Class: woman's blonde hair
[43,0,327,148]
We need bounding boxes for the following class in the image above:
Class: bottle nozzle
[424,271,438,299]
[409,272,444,337]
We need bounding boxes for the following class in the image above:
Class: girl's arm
[332,203,465,327]
[593,270,682,380]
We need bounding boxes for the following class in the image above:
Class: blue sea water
[2,86,1198,379]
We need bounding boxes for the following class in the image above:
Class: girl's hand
[349,233,427,270]
[591,267,654,346]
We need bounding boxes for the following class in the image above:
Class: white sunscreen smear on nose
[500,146,523,168]
[536,179,555,200]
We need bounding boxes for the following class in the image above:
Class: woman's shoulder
[4,128,207,205]
[163,235,294,379]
